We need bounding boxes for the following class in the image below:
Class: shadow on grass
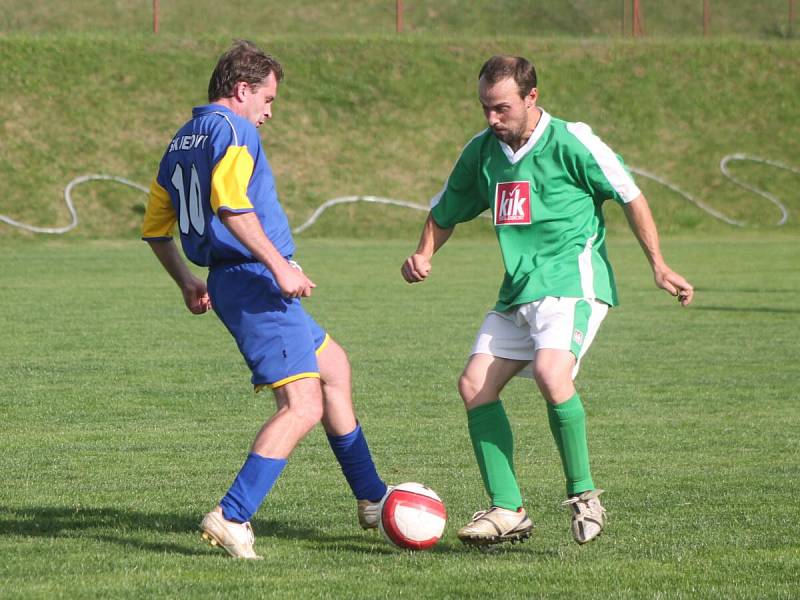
[694,287,799,294]
[0,505,554,557]
[692,306,800,314]
[0,505,332,556]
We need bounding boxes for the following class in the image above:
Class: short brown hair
[207,40,284,102]
[478,56,537,98]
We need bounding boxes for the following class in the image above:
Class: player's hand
[182,276,213,314]
[654,266,694,307]
[401,253,432,283]
[275,262,316,298]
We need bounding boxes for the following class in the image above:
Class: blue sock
[327,423,387,502]
[220,453,287,523]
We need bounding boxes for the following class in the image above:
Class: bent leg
[253,376,324,457]
[318,337,386,502]
[317,336,357,435]
[533,349,593,495]
[459,352,528,411]
[220,376,324,523]
[460,353,528,510]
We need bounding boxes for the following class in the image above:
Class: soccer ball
[379,482,447,550]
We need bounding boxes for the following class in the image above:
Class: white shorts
[471,296,609,380]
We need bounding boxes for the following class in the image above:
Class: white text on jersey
[168,134,209,153]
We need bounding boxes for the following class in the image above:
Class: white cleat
[200,507,262,559]
[563,489,607,544]
[457,506,533,546]
[357,485,394,529]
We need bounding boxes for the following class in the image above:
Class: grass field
[1,2,799,597]
[1,236,798,598]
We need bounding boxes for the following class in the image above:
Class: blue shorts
[207,261,327,389]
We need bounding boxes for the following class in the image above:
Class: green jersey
[431,110,641,311]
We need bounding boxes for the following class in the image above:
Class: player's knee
[532,352,574,391]
[532,363,559,394]
[278,381,324,429]
[532,366,574,403]
[293,396,324,430]
[458,371,482,405]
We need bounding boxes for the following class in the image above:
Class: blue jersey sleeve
[145,105,294,267]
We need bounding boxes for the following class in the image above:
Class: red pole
[153,0,159,34]
[632,0,643,37]
[396,0,403,33]
[703,0,710,36]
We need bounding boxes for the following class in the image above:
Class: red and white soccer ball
[379,482,447,550]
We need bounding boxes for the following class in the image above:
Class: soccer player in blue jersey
[142,40,389,559]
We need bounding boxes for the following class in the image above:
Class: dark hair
[207,40,284,102]
[478,55,537,98]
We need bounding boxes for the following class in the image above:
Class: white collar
[497,109,551,165]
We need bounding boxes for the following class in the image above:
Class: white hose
[0,174,149,234]
[0,155,794,234]
[628,166,745,227]
[718,154,794,226]
[291,195,434,234]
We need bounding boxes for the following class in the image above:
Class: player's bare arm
[401,212,455,283]
[623,194,694,306]
[147,239,212,314]
[219,210,316,298]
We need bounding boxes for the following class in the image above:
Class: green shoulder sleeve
[430,132,490,228]
[564,121,642,206]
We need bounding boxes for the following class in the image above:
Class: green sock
[547,393,594,496]
[467,400,522,510]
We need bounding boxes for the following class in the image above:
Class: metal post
[621,0,627,37]
[703,0,710,36]
[153,0,159,34]
[396,0,403,33]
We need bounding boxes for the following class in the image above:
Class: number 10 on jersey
[170,162,205,235]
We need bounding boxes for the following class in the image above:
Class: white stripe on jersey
[578,233,598,299]
[566,122,642,203]
[213,111,239,146]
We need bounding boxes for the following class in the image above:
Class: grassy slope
[0,34,798,240]
[1,0,795,37]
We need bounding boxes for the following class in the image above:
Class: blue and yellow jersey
[142,104,295,266]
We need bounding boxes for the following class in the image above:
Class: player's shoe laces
[357,485,394,529]
[563,489,606,544]
[200,508,262,559]
[457,506,533,546]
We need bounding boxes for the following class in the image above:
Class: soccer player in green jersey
[401,55,694,547]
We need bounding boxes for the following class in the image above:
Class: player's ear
[526,87,538,108]
[234,81,249,102]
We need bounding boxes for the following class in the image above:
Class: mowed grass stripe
[0,237,798,598]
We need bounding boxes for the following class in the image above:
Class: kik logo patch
[494,181,532,226]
